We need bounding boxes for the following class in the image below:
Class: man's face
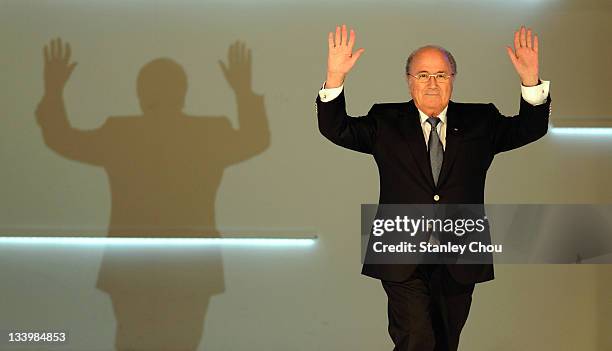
[407,48,454,115]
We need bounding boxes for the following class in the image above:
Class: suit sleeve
[490,94,551,154]
[36,95,111,166]
[316,89,378,154]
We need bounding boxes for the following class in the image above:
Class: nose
[427,75,439,88]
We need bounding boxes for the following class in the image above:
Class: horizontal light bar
[550,120,612,136]
[0,236,317,247]
[551,127,612,136]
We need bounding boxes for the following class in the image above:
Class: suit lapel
[399,101,435,189]
[437,101,463,188]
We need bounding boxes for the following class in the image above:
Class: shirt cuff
[319,82,344,102]
[521,80,550,106]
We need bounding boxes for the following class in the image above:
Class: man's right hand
[325,24,365,88]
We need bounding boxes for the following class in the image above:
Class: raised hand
[43,38,77,96]
[506,26,539,86]
[326,24,365,88]
[219,40,252,94]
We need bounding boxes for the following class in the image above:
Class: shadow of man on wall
[35,38,270,351]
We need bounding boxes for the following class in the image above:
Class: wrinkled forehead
[410,49,452,74]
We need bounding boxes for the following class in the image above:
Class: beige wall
[1,0,611,350]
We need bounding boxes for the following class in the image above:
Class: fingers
[51,38,58,59]
[513,29,520,51]
[232,41,238,65]
[506,46,518,69]
[234,41,240,64]
[47,38,71,61]
[238,41,249,64]
[514,25,538,51]
[519,26,527,48]
[329,24,358,50]
[505,46,518,67]
[351,47,365,63]
[228,41,238,66]
[58,38,64,58]
[239,41,245,62]
[526,28,532,49]
[347,29,356,52]
[67,62,78,77]
[218,60,228,77]
[223,40,250,69]
[64,42,72,64]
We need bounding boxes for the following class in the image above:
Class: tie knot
[426,117,440,128]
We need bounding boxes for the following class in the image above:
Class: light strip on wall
[0,236,317,247]
[550,121,612,136]
[550,127,612,136]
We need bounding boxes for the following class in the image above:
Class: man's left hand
[506,26,539,86]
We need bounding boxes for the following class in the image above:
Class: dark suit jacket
[316,90,551,284]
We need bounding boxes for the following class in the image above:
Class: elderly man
[316,25,550,351]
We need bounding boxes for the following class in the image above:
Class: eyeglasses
[407,72,454,82]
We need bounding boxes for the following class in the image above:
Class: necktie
[426,117,444,186]
[426,117,444,247]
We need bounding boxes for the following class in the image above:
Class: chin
[422,100,441,108]
[422,96,440,103]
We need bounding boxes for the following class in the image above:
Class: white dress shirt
[318,81,550,150]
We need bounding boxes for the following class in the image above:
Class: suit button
[433,194,440,202]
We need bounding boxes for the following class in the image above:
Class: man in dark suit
[316,24,551,351]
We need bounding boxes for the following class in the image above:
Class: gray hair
[405,45,457,75]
